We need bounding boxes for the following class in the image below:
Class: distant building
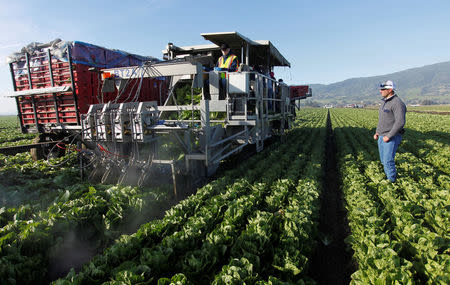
[345,103,364,108]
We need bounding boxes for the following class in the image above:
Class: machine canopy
[201,31,290,68]
[163,31,290,69]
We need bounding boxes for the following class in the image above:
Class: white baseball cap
[380,80,396,90]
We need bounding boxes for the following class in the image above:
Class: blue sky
[0,0,449,114]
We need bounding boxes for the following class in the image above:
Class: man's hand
[373,133,379,140]
[383,136,390,142]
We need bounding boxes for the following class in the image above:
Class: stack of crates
[289,85,311,100]
[9,41,167,133]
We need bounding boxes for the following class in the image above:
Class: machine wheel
[30,134,66,161]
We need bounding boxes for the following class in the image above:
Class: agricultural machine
[3,32,312,193]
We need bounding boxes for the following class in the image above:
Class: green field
[0,109,448,284]
[407,104,450,113]
[331,108,449,284]
[0,116,35,147]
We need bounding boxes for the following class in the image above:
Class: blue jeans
[378,134,402,182]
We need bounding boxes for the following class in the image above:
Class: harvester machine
[80,32,300,191]
[4,32,312,194]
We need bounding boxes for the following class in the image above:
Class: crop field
[0,108,448,284]
[331,109,449,284]
[407,105,450,113]
[0,116,35,148]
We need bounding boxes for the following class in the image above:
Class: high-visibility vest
[218,55,238,71]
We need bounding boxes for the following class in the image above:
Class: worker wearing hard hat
[373,80,407,182]
[215,43,239,73]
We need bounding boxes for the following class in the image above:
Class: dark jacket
[376,94,407,138]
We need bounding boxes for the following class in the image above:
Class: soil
[309,111,355,284]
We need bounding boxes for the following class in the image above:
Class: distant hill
[308,61,450,106]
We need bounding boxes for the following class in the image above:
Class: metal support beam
[25,54,38,131]
[103,62,203,79]
[31,95,39,132]
[0,141,58,155]
[67,46,81,125]
[25,53,33,89]
[200,99,210,165]
[246,44,249,65]
[9,62,25,133]
[158,105,201,111]
[212,142,248,165]
[171,162,177,198]
[210,129,247,148]
[47,49,61,124]
[47,49,55,87]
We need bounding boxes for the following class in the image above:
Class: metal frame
[82,67,294,188]
[78,32,298,190]
[5,32,303,194]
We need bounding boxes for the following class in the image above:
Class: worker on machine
[215,43,239,73]
[214,43,239,99]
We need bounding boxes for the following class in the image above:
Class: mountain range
[308,61,450,106]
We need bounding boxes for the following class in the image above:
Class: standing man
[373,80,407,182]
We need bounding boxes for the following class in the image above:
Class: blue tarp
[71,41,160,68]
[7,39,160,68]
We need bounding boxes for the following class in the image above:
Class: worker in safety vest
[214,43,238,99]
[214,43,239,74]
